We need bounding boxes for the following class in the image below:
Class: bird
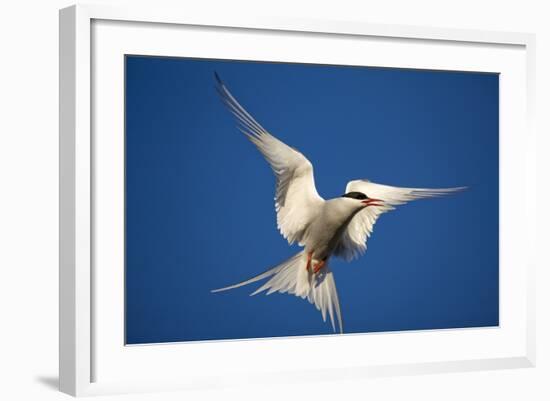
[211,72,465,334]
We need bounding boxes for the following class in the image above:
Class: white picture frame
[59,3,536,397]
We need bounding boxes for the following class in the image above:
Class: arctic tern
[211,73,465,333]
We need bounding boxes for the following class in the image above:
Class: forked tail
[211,251,343,333]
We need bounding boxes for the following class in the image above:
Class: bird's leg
[313,258,327,274]
[306,251,314,272]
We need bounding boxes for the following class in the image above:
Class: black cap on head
[342,191,368,200]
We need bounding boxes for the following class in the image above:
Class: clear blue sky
[125,55,499,344]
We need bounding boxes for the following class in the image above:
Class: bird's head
[341,191,384,209]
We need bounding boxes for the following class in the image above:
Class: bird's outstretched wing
[215,73,324,245]
[334,180,466,261]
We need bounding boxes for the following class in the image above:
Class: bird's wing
[215,74,324,245]
[334,180,466,261]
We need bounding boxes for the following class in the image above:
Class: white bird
[211,73,465,334]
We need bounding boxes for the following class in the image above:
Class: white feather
[212,251,343,333]
[334,180,466,261]
[215,74,324,245]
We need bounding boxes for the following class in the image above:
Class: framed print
[59,4,536,396]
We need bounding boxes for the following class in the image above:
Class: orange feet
[306,251,313,271]
[306,252,326,274]
[313,259,326,274]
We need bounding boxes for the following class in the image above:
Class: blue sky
[125,56,499,344]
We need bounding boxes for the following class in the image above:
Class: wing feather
[335,180,466,261]
[215,74,324,244]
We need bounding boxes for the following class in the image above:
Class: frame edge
[60,4,92,396]
[59,5,77,396]
[524,33,537,368]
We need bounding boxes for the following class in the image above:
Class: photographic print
[125,56,498,344]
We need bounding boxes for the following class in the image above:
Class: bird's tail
[211,251,343,333]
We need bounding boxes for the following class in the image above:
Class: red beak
[361,198,383,207]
